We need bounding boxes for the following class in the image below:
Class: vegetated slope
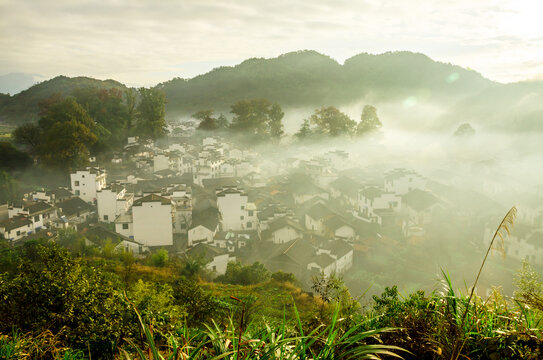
[439,80,543,131]
[157,50,495,116]
[0,75,128,124]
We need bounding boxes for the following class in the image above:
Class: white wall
[206,254,233,275]
[217,192,248,231]
[270,226,300,244]
[188,225,214,247]
[115,222,134,238]
[70,169,106,203]
[133,201,173,246]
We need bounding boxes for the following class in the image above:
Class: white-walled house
[8,201,57,230]
[114,213,134,238]
[188,207,220,247]
[96,184,134,223]
[316,240,354,274]
[70,167,107,203]
[261,217,305,244]
[305,203,334,235]
[132,194,173,247]
[358,186,401,224]
[185,243,234,275]
[216,187,252,231]
[0,215,34,242]
[57,197,95,224]
[384,168,426,195]
[484,223,543,265]
[114,239,150,258]
[323,215,356,240]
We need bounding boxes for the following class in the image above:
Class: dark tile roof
[185,243,225,262]
[0,215,32,231]
[330,176,361,199]
[311,253,335,268]
[321,239,353,258]
[25,201,54,214]
[133,194,171,206]
[306,203,334,221]
[58,197,94,217]
[191,207,219,231]
[267,217,305,233]
[402,189,441,212]
[269,238,316,266]
[323,215,352,231]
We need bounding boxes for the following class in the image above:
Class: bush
[271,271,297,284]
[216,261,270,285]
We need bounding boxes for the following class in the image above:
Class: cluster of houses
[2,133,543,286]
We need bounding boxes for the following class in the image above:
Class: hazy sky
[1,0,542,87]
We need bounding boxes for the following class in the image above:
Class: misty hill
[0,76,127,124]
[158,50,494,116]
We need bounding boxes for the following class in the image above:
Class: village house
[216,187,257,231]
[329,176,361,209]
[185,242,234,275]
[188,206,220,247]
[0,215,34,242]
[8,200,57,230]
[358,186,401,225]
[213,230,257,253]
[401,188,444,237]
[484,223,543,265]
[132,194,174,247]
[70,167,107,203]
[29,188,73,204]
[323,215,356,241]
[96,184,134,223]
[57,197,95,225]
[305,203,335,235]
[384,168,426,195]
[261,216,305,244]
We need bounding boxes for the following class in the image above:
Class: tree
[136,87,166,140]
[356,105,382,135]
[295,119,313,140]
[39,120,97,171]
[216,113,229,129]
[0,142,32,170]
[150,249,169,267]
[194,109,218,130]
[454,123,475,137]
[0,170,21,204]
[12,123,43,156]
[216,261,270,285]
[309,106,356,137]
[230,99,284,141]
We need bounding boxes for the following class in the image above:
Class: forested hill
[3,50,543,131]
[157,50,493,115]
[0,76,127,124]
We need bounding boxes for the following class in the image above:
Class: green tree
[216,113,229,129]
[150,249,169,267]
[216,261,270,285]
[310,106,356,137]
[136,87,166,140]
[295,119,313,140]
[0,142,32,171]
[12,123,43,156]
[0,243,130,357]
[230,99,284,141]
[356,105,382,135]
[0,170,21,204]
[39,120,97,171]
[454,123,475,137]
[194,109,218,130]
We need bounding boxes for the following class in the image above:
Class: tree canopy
[357,105,382,135]
[309,106,356,137]
[230,99,284,141]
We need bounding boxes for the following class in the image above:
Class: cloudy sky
[1,0,542,89]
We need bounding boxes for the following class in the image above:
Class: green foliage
[311,272,360,322]
[230,99,284,141]
[0,170,21,204]
[309,106,356,137]
[136,87,167,140]
[514,259,543,311]
[271,271,297,284]
[356,105,382,135]
[454,122,476,137]
[150,249,169,267]
[216,261,271,285]
[294,119,313,140]
[194,109,219,130]
[0,243,130,358]
[173,278,229,324]
[12,123,42,156]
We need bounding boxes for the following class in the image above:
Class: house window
[74,181,80,186]
[247,222,252,228]
[104,215,109,221]
[248,210,254,216]
[240,216,244,220]
[82,175,85,178]
[34,215,40,222]
[122,223,129,230]
[75,190,80,195]
[180,223,186,229]
[16,230,21,236]
[241,205,245,210]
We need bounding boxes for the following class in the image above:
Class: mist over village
[1,1,543,359]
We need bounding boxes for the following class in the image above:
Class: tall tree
[357,105,382,135]
[12,123,42,156]
[310,106,356,137]
[230,99,284,141]
[194,109,218,130]
[295,119,313,140]
[136,87,166,140]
